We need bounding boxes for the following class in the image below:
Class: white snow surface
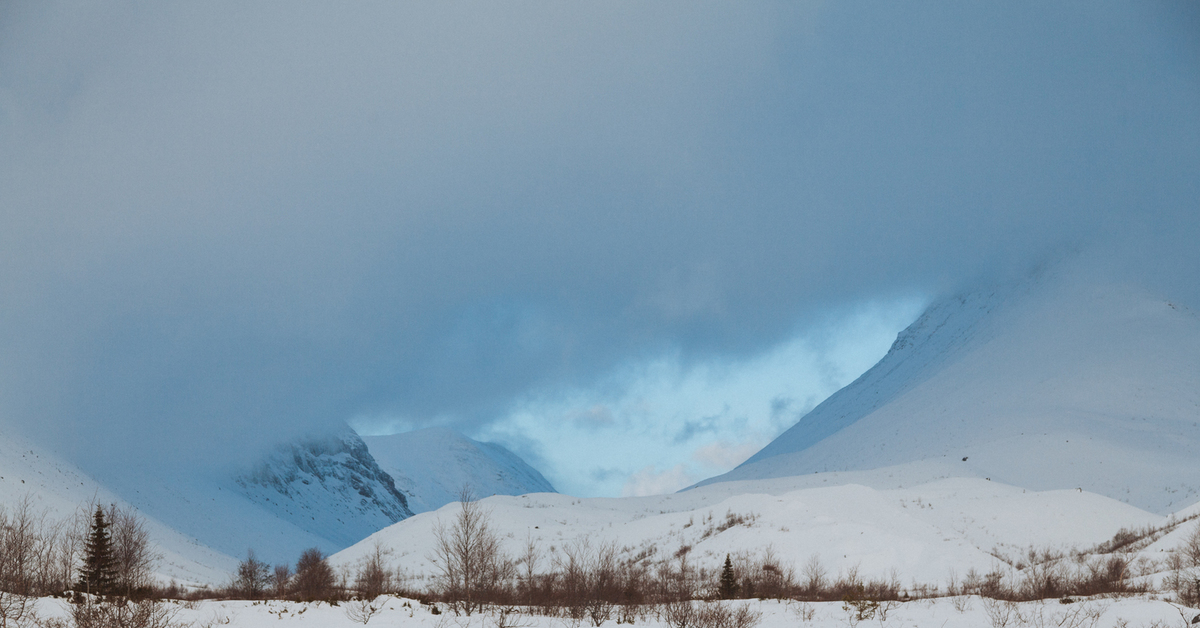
[362,427,556,514]
[19,595,1200,628]
[332,475,1161,590]
[697,263,1200,513]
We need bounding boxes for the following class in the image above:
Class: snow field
[18,594,1200,628]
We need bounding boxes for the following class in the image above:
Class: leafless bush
[1166,522,1200,605]
[343,595,389,624]
[685,602,761,628]
[662,599,695,628]
[788,600,815,621]
[69,598,182,628]
[982,596,1018,628]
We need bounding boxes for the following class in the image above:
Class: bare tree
[518,534,541,607]
[271,563,292,599]
[293,548,336,601]
[429,485,511,616]
[0,497,39,628]
[106,504,156,597]
[234,549,271,599]
[354,541,393,599]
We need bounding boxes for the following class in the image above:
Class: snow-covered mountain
[0,421,416,582]
[232,426,414,547]
[696,263,1200,513]
[362,427,555,513]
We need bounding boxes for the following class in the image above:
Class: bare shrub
[1167,522,1200,605]
[801,555,826,599]
[344,595,389,624]
[69,598,182,628]
[663,599,695,628]
[982,596,1017,628]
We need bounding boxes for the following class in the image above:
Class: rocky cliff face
[234,426,413,547]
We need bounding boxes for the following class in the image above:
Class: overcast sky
[1,2,1197,496]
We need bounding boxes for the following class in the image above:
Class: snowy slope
[94,425,413,568]
[0,421,415,583]
[362,427,555,514]
[696,264,1200,513]
[331,476,1161,590]
[0,425,236,586]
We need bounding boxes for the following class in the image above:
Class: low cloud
[621,465,696,498]
[0,2,1196,490]
[692,441,761,471]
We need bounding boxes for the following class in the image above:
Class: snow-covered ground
[363,427,556,514]
[17,594,1200,628]
[332,474,1168,592]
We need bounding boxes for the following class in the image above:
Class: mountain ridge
[695,264,1200,513]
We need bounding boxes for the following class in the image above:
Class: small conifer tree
[718,554,739,599]
[79,506,117,597]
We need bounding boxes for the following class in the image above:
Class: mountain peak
[362,428,555,513]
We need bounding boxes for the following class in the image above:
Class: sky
[1,2,1198,497]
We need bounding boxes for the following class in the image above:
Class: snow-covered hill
[332,475,1162,589]
[696,264,1200,513]
[0,425,236,586]
[362,427,555,514]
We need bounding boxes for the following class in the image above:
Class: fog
[0,2,1196,492]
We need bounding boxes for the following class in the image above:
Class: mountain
[362,427,556,513]
[0,421,414,580]
[696,263,1200,513]
[231,426,414,547]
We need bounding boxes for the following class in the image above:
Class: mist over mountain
[1,2,1197,493]
[363,427,556,514]
[696,259,1200,513]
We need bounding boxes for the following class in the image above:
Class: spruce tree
[718,554,739,599]
[78,506,116,597]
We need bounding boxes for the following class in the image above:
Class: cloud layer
[0,2,1197,487]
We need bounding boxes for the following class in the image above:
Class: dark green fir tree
[718,554,740,599]
[78,506,116,597]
